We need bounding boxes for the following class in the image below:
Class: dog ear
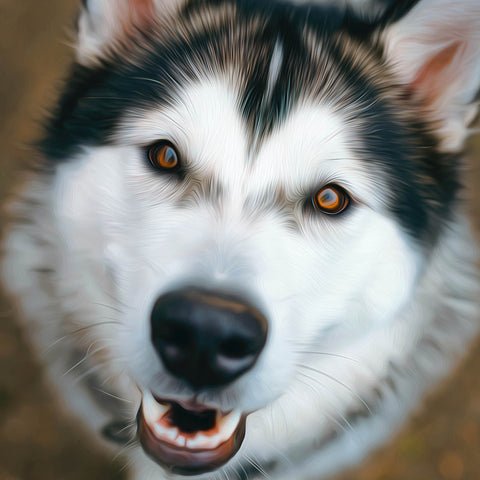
[77,0,183,64]
[381,0,480,151]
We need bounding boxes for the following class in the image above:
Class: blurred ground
[0,1,479,479]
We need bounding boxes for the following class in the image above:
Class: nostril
[154,322,192,359]
[165,325,191,348]
[216,352,256,376]
[151,289,268,388]
[219,338,254,359]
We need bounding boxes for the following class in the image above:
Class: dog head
[5,0,480,477]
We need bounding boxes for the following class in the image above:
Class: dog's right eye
[147,141,182,173]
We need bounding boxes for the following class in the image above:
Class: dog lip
[138,396,246,475]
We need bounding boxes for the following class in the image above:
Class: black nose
[151,289,268,389]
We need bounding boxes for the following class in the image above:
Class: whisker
[237,461,249,480]
[70,362,107,385]
[44,334,70,353]
[221,467,231,480]
[294,350,362,365]
[70,354,124,387]
[91,302,124,314]
[114,437,141,466]
[115,419,137,436]
[63,340,114,377]
[245,455,271,479]
[93,387,133,404]
[101,290,131,310]
[296,364,372,414]
[44,320,123,354]
[296,372,355,435]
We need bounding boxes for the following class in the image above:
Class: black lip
[137,404,246,476]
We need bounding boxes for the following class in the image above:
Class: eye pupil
[319,189,339,208]
[161,147,178,168]
[313,185,349,215]
[148,142,181,171]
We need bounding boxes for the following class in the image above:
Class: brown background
[0,1,479,479]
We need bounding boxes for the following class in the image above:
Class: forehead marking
[265,38,284,105]
[122,79,382,204]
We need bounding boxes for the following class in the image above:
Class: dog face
[3,0,480,478]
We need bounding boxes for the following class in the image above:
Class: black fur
[39,0,459,244]
[377,0,421,26]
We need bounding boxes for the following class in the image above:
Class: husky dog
[2,0,480,478]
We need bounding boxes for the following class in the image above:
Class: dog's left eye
[312,185,350,215]
[147,141,182,173]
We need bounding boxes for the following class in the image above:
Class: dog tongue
[138,393,246,475]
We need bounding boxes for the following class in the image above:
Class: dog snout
[151,289,268,389]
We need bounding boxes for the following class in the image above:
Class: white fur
[3,74,479,479]
[3,1,480,479]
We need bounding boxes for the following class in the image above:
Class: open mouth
[138,392,246,475]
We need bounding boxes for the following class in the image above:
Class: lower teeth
[142,392,242,450]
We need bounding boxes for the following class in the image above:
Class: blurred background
[0,1,479,479]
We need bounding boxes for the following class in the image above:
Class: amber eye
[148,142,181,172]
[313,185,350,215]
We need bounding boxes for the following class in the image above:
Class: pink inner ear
[410,41,463,107]
[129,0,155,17]
[123,0,156,32]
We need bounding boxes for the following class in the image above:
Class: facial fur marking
[6,1,479,479]
[265,38,284,105]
